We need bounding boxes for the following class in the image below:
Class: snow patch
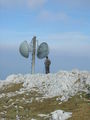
[50,110,72,120]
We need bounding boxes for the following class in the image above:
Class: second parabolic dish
[37,42,49,59]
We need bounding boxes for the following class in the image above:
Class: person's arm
[49,59,51,65]
[50,60,51,65]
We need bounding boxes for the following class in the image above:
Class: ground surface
[0,71,90,120]
[0,83,90,120]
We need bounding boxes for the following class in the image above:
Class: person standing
[44,56,51,74]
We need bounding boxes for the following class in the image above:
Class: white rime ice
[0,70,90,101]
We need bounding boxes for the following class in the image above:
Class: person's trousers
[45,66,50,74]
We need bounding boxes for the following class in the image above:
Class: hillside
[0,70,90,120]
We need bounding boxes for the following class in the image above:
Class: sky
[0,0,90,79]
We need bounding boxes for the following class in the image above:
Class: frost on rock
[0,70,90,101]
[50,110,72,120]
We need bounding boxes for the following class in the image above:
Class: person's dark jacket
[44,59,51,67]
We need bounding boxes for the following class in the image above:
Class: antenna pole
[31,36,36,74]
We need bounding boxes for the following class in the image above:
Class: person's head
[46,56,48,59]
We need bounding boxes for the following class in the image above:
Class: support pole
[31,36,36,74]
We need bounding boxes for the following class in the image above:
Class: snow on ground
[37,110,72,120]
[0,70,90,101]
[50,110,72,120]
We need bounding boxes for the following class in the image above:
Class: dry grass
[0,83,90,120]
[0,83,23,93]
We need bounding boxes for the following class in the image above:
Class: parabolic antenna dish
[37,42,49,59]
[19,41,29,58]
